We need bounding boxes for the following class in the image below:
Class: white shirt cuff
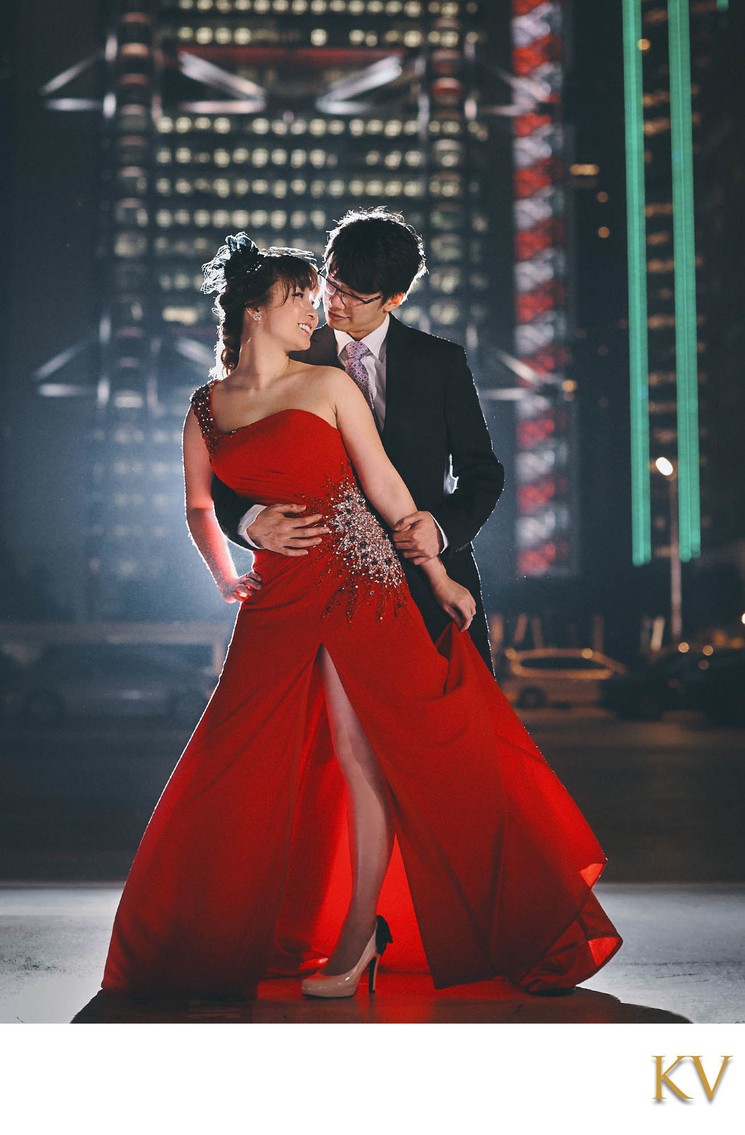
[238,504,266,548]
[430,513,449,553]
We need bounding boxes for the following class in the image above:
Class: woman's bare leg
[319,647,394,974]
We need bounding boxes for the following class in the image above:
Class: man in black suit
[212,208,504,670]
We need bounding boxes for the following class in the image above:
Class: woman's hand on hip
[218,570,263,603]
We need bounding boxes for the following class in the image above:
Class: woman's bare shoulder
[292,360,342,381]
[292,361,352,393]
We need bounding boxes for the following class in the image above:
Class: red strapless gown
[101,384,621,999]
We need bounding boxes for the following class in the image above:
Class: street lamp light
[655,457,682,643]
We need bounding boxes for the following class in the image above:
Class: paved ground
[3,710,744,1028]
[0,882,742,1024]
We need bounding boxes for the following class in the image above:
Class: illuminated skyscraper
[622,0,725,569]
[692,0,745,616]
[37,0,586,619]
[509,0,576,579]
[567,0,737,644]
[37,0,520,618]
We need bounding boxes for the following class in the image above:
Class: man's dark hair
[324,207,427,300]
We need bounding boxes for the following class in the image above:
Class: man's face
[321,263,402,339]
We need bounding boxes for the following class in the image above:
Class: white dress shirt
[237,315,447,551]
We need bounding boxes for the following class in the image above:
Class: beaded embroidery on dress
[190,381,224,456]
[306,468,407,622]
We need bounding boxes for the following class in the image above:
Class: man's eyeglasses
[319,274,383,309]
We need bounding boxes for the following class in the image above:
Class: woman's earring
[252,312,261,323]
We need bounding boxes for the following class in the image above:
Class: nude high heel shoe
[301,916,393,999]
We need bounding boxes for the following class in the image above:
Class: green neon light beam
[622,0,651,565]
[668,0,701,560]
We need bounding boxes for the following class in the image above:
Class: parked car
[497,648,627,709]
[17,645,214,725]
[600,648,706,720]
[686,649,745,727]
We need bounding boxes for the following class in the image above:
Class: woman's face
[256,280,319,350]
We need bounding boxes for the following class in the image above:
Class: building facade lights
[39,0,517,615]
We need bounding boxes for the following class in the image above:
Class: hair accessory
[201,232,262,295]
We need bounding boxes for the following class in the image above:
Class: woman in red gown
[102,236,621,1001]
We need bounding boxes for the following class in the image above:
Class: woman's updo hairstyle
[201,232,318,378]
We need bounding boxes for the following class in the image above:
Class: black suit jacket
[211,316,504,669]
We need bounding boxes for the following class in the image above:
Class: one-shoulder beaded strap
[190,381,218,456]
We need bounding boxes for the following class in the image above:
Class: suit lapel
[381,315,412,446]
